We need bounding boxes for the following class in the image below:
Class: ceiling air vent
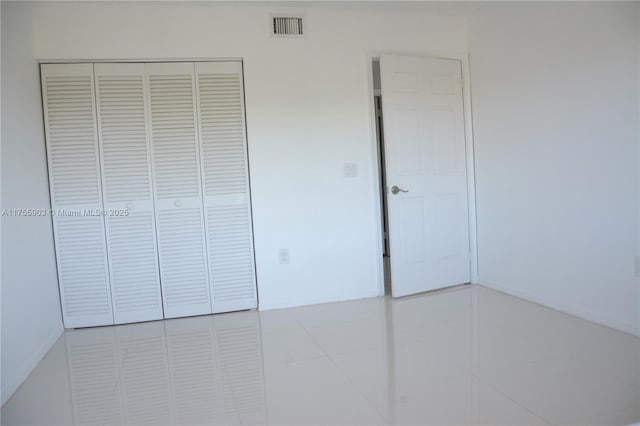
[272,17,303,37]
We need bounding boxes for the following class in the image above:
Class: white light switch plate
[343,163,357,178]
[279,249,290,264]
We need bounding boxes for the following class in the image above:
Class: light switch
[279,249,290,264]
[343,163,358,178]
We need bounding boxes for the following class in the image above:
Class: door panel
[146,62,212,318]
[41,63,114,328]
[380,55,470,297]
[94,63,163,324]
[195,61,257,313]
[397,197,427,264]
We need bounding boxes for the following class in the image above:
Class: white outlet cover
[343,163,358,178]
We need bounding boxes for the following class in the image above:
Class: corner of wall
[1,328,63,406]
[480,279,640,337]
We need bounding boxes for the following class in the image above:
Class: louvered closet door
[94,63,163,324]
[146,62,212,318]
[195,62,257,313]
[41,63,113,328]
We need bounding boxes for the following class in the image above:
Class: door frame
[366,51,478,295]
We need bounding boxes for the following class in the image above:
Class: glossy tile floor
[3,285,639,425]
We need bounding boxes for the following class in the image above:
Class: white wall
[1,0,468,402]
[1,2,64,405]
[29,2,468,310]
[469,1,640,335]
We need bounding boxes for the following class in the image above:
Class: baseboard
[480,279,639,337]
[1,328,63,406]
[259,289,383,311]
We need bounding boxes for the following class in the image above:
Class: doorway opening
[372,59,392,295]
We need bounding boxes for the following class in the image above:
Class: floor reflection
[5,312,267,425]
[3,285,639,425]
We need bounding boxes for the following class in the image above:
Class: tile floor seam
[476,351,590,377]
[557,404,640,426]
[477,354,638,425]
[568,354,640,390]
[350,379,395,422]
[476,373,555,425]
[294,320,389,422]
[487,351,639,392]
[299,321,386,357]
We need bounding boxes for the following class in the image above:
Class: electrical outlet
[279,248,290,264]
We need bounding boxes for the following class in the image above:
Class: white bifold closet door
[94,63,163,324]
[146,62,212,318]
[41,63,114,328]
[195,62,257,313]
[43,61,257,327]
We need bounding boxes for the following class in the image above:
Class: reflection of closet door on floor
[65,328,123,425]
[214,312,267,424]
[94,63,163,324]
[41,63,113,328]
[146,62,212,318]
[115,322,173,425]
[165,316,222,424]
[195,61,257,314]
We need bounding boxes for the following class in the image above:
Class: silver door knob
[391,185,409,195]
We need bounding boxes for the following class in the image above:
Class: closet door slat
[195,61,257,313]
[94,63,164,324]
[41,63,114,328]
[147,62,212,318]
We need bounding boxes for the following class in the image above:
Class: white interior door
[94,63,163,324]
[146,62,212,318]
[380,54,470,297]
[195,61,258,313]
